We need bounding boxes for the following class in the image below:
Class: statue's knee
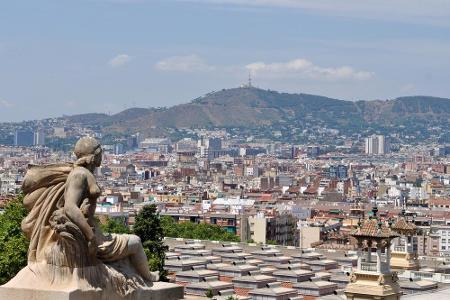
[131,235,142,245]
[128,235,143,253]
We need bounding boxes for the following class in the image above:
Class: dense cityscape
[1,87,450,298]
[2,1,450,299]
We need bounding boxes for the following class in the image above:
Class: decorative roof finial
[372,205,378,218]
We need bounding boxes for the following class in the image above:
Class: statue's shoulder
[67,166,91,181]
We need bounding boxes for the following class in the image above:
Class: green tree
[0,196,29,284]
[133,205,168,281]
[160,216,240,242]
[160,215,180,237]
[205,288,214,298]
[100,216,130,234]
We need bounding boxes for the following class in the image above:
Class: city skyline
[1,0,450,121]
[2,2,450,298]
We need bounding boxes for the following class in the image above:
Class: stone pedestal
[0,266,184,300]
[345,272,401,300]
[0,281,184,300]
[390,252,420,271]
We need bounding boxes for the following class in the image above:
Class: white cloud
[245,58,373,81]
[0,99,13,108]
[155,55,215,72]
[155,55,373,81]
[108,54,132,67]
[179,0,450,26]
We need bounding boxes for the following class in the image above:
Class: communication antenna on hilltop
[240,70,254,88]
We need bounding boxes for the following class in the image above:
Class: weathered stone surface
[1,265,184,299]
[0,137,182,299]
[0,281,184,300]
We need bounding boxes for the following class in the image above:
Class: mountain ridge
[62,87,450,135]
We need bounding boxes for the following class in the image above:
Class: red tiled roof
[429,198,450,206]
[352,219,399,239]
[392,217,417,233]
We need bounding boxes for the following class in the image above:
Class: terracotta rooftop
[428,198,450,206]
[351,219,399,239]
[392,217,417,233]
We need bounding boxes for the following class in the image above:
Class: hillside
[62,87,450,135]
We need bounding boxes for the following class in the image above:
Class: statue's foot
[142,270,159,282]
[149,271,159,282]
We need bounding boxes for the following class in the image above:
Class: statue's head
[74,137,102,168]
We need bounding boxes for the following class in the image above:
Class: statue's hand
[88,238,97,257]
[80,198,91,217]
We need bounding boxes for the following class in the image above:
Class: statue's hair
[74,137,101,167]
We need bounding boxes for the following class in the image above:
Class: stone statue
[0,137,183,300]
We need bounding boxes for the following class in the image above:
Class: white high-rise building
[365,135,388,155]
[377,135,385,154]
[33,130,46,146]
[197,136,222,158]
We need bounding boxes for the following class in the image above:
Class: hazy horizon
[3,85,447,123]
[1,0,450,122]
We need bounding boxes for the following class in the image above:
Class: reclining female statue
[8,137,158,298]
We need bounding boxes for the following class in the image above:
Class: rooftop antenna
[248,71,252,88]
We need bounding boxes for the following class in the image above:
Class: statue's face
[94,148,102,167]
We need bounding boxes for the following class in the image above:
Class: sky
[0,0,450,122]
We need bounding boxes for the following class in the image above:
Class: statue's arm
[64,172,95,242]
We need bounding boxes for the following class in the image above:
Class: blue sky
[1,0,449,121]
